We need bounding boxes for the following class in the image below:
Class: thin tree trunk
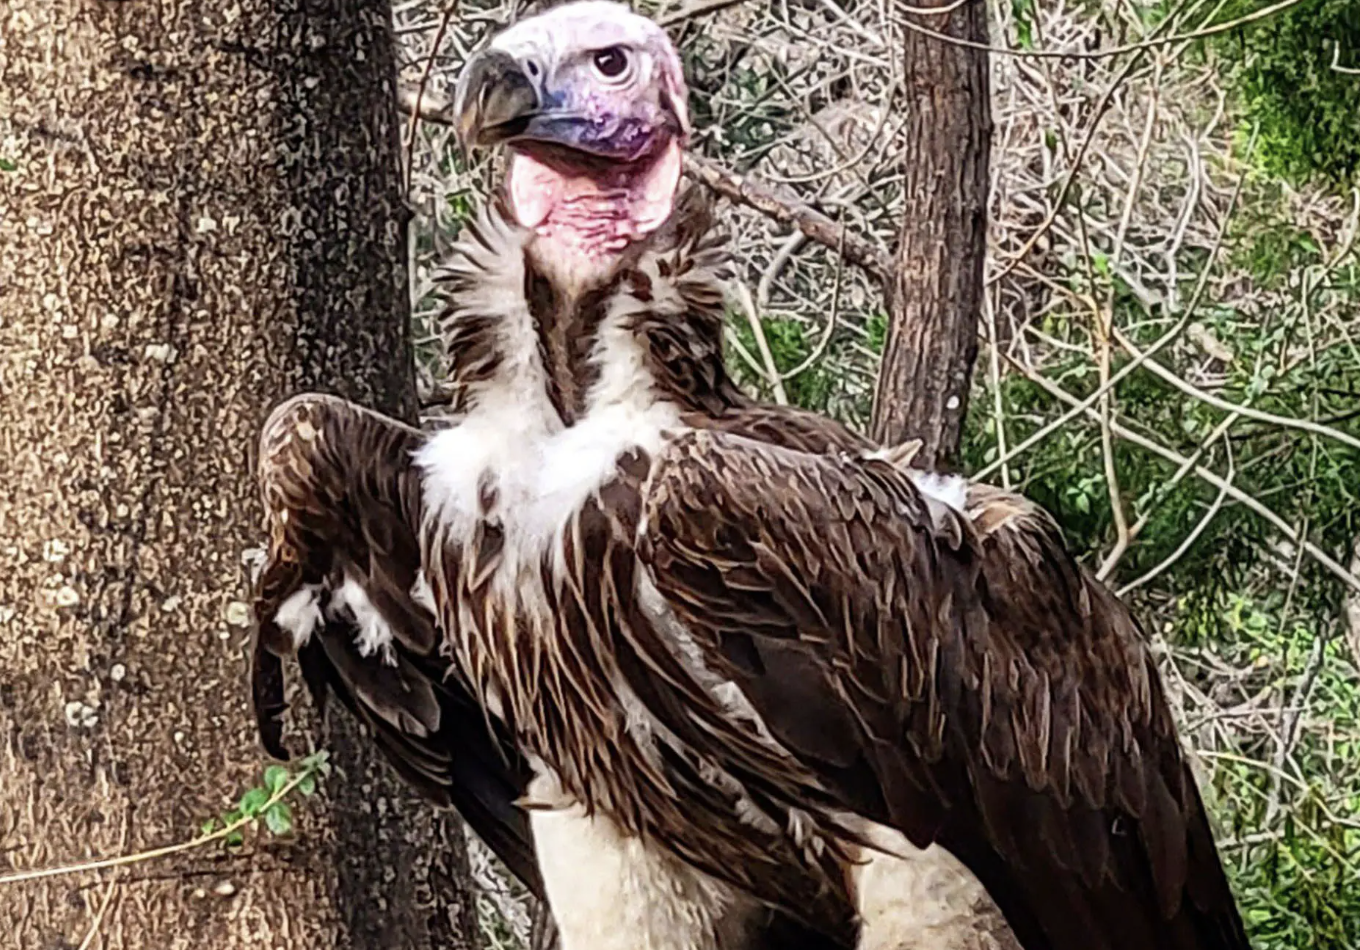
[0,2,477,947]
[870,0,992,469]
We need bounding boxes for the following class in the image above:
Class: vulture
[250,3,1251,950]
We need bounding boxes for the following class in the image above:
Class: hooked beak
[454,49,540,148]
[455,48,672,164]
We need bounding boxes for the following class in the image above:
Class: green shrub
[1216,0,1360,182]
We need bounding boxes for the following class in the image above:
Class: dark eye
[592,46,629,80]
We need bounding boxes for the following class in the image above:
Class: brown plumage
[252,199,859,950]
[631,430,1245,950]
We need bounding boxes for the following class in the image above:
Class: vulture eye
[592,46,631,81]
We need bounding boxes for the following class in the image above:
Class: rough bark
[870,0,992,469]
[0,2,477,948]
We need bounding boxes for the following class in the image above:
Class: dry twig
[404,2,460,195]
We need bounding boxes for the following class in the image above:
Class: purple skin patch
[517,88,673,164]
[523,114,660,162]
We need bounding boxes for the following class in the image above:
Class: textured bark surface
[870,1,992,469]
[0,1,476,947]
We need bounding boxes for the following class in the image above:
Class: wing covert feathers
[250,393,541,895]
[634,429,1249,950]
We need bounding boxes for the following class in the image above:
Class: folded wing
[635,429,1248,950]
[251,393,541,894]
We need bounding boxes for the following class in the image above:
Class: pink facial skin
[508,139,682,257]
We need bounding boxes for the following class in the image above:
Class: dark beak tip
[455,48,540,149]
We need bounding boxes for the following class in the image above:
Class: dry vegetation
[394,1,1360,946]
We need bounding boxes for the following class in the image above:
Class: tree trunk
[870,0,992,469]
[0,2,477,948]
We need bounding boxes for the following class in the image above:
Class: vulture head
[454,1,690,284]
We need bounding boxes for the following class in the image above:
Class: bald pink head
[455,2,690,281]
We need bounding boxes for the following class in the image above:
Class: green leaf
[200,817,218,837]
[264,802,293,836]
[297,773,317,797]
[264,764,290,795]
[1011,0,1034,49]
[239,786,270,817]
[0,157,17,172]
[299,750,331,776]
[225,829,245,848]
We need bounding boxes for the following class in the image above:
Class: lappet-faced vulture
[251,4,1250,949]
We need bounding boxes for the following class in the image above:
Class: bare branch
[682,154,893,284]
[1005,355,1360,596]
[734,281,789,404]
[1096,67,1161,581]
[1117,435,1235,596]
[898,0,1308,61]
[1331,42,1360,75]
[657,0,751,28]
[1112,326,1360,454]
[403,2,459,195]
[1347,536,1360,669]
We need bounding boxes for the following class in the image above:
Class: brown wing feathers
[250,394,543,895]
[958,502,1244,949]
[635,430,1249,950]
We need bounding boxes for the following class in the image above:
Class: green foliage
[1189,592,1360,950]
[238,786,270,818]
[264,764,290,795]
[264,802,294,837]
[444,187,477,226]
[1215,0,1360,182]
[1231,202,1323,288]
[201,752,330,849]
[727,312,838,413]
[864,312,889,354]
[1011,0,1037,50]
[682,34,797,168]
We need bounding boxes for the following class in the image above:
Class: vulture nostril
[523,59,541,79]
